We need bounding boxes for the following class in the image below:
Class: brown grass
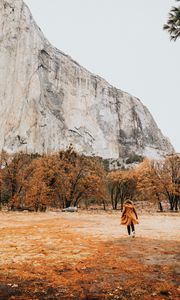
[0,211,179,299]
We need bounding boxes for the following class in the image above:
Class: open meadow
[0,211,179,300]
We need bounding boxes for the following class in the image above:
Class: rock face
[0,0,174,160]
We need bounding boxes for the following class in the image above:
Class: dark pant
[127,223,135,235]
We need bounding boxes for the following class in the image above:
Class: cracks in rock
[114,93,124,157]
[39,124,47,128]
[113,92,144,156]
[37,64,48,71]
[37,49,59,75]
[17,135,27,145]
[131,104,143,146]
[69,129,82,137]
[40,110,46,117]
[114,92,145,150]
[24,54,54,105]
[69,127,95,144]
[38,49,52,71]
[40,49,50,57]
[3,2,14,12]
[26,121,38,137]
[3,5,14,19]
[24,66,41,103]
[91,75,98,97]
[84,130,95,141]
[54,60,60,80]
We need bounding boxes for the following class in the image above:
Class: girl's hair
[124,200,134,205]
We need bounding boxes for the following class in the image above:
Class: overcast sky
[25,0,180,152]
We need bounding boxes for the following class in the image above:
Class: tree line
[0,147,179,212]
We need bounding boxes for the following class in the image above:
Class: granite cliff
[0,0,174,160]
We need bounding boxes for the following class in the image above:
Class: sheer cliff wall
[0,0,174,159]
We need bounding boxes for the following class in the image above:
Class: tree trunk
[35,202,39,212]
[168,194,175,211]
[114,188,119,210]
[65,200,72,208]
[102,199,106,210]
[114,201,118,210]
[174,195,179,211]
[111,187,115,209]
[159,201,163,212]
[120,199,124,212]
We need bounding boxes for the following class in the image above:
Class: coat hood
[124,203,134,209]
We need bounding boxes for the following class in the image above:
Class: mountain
[0,0,174,160]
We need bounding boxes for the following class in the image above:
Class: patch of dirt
[0,211,179,299]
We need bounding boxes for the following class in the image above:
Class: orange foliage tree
[11,146,108,210]
[0,152,35,208]
[108,169,137,210]
[1,147,179,212]
[136,159,166,209]
[136,155,180,211]
[162,154,180,210]
[56,147,107,208]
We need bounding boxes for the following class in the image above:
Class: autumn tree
[17,146,108,210]
[56,147,107,208]
[0,152,34,208]
[137,155,180,211]
[22,156,55,211]
[108,169,137,210]
[136,159,165,210]
[162,154,180,210]
[57,148,107,208]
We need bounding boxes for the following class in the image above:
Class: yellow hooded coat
[121,203,139,226]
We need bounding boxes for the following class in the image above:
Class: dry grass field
[0,211,179,299]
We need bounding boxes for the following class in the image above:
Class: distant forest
[0,146,179,212]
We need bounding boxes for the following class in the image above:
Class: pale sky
[25,0,180,152]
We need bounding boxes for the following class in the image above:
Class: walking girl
[121,200,139,237]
